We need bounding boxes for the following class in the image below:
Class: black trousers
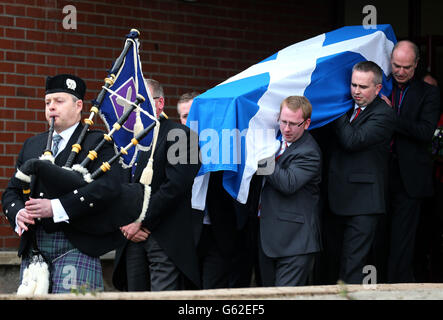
[125,236,182,291]
[387,159,422,283]
[335,214,380,284]
[197,223,255,289]
[197,225,232,289]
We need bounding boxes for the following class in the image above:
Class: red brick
[26,30,45,41]
[15,0,36,5]
[47,55,66,66]
[0,16,14,27]
[15,63,36,75]
[4,167,16,178]
[6,51,25,62]
[15,132,34,143]
[16,86,36,97]
[67,56,85,67]
[6,98,26,108]
[26,6,45,18]
[95,48,115,59]
[36,65,57,76]
[0,85,15,96]
[5,27,25,39]
[35,42,56,54]
[55,44,75,56]
[0,216,9,225]
[15,110,36,121]
[0,156,15,166]
[26,98,43,109]
[5,5,26,16]
[85,13,105,25]
[36,111,46,122]
[26,75,45,87]
[75,46,94,58]
[27,53,46,64]
[5,143,22,155]
[45,7,60,20]
[15,17,36,28]
[3,237,20,249]
[15,40,35,51]
[5,121,25,131]
[5,75,25,85]
[0,225,15,236]
[0,109,14,119]
[151,53,169,63]
[26,122,47,132]
[36,19,56,30]
[0,131,14,142]
[159,65,177,75]
[0,179,8,192]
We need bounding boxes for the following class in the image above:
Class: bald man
[380,40,440,283]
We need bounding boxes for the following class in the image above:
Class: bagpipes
[16,29,162,295]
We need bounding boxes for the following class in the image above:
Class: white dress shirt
[350,103,367,122]
[51,122,79,223]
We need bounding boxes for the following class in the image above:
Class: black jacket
[328,96,395,215]
[391,79,440,198]
[2,123,124,257]
[112,118,201,290]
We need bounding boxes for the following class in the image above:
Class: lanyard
[391,85,409,114]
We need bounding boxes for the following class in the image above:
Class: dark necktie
[52,134,62,156]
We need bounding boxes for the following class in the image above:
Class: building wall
[0,0,336,249]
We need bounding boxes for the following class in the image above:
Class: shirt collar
[55,122,79,143]
[354,103,367,111]
[281,137,292,148]
[394,78,411,90]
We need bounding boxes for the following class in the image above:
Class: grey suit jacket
[259,131,322,258]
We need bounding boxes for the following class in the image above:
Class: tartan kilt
[20,226,104,293]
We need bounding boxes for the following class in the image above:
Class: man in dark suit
[195,170,260,289]
[176,93,257,289]
[380,40,441,283]
[112,79,201,291]
[258,95,322,287]
[2,74,123,293]
[328,61,394,284]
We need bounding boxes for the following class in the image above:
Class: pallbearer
[2,74,124,294]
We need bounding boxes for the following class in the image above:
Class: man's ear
[304,118,311,130]
[375,83,382,96]
[159,100,165,113]
[76,99,84,111]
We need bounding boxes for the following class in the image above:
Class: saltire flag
[99,36,156,167]
[188,24,397,210]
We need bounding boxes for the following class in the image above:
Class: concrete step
[0,283,442,300]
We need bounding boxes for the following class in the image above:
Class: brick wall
[0,0,336,249]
